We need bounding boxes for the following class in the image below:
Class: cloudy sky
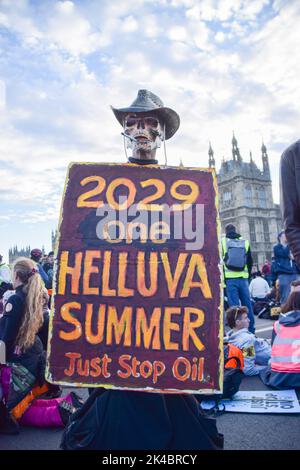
[0,0,299,261]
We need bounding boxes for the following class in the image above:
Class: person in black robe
[61,90,223,450]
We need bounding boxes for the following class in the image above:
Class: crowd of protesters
[1,137,300,448]
[1,230,299,439]
[1,232,300,442]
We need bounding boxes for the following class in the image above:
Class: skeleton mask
[123,112,164,155]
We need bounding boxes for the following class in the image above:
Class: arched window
[244,185,252,206]
[263,220,270,242]
[223,190,232,206]
[249,219,256,242]
[258,187,266,208]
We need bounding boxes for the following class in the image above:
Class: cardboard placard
[201,390,300,413]
[46,163,223,393]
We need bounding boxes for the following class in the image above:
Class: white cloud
[0,80,6,109]
[191,22,211,51]
[168,25,188,42]
[185,0,269,22]
[1,0,299,259]
[215,31,226,43]
[121,15,138,33]
[238,0,269,21]
[142,14,161,38]
[45,2,102,56]
[0,11,9,27]
[56,0,74,14]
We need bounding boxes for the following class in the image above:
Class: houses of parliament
[9,134,282,268]
[209,133,282,266]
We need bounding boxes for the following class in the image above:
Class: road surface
[1,316,299,450]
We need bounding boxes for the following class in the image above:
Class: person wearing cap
[222,223,255,333]
[273,231,300,305]
[62,90,223,451]
[30,249,51,289]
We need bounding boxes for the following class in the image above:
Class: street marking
[255,326,274,333]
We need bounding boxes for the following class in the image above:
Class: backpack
[224,343,244,371]
[223,238,247,271]
[197,344,244,415]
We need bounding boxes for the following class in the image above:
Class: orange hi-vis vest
[224,343,244,370]
[271,320,300,373]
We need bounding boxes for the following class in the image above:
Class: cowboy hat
[111,89,180,140]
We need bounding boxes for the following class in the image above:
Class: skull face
[124,112,164,158]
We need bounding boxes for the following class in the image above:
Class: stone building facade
[209,134,282,267]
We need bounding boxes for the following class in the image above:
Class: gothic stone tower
[209,134,282,266]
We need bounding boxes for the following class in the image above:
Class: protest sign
[46,163,223,393]
[201,390,300,413]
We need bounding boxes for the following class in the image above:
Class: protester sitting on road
[222,223,255,334]
[249,271,271,303]
[260,280,300,389]
[0,257,81,434]
[225,306,271,376]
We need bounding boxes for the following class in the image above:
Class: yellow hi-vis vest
[221,237,250,279]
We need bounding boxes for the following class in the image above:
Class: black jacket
[273,243,300,275]
[280,139,300,268]
[61,389,223,450]
[0,285,44,378]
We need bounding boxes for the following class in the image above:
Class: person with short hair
[222,224,255,333]
[225,306,271,376]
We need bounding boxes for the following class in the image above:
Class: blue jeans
[225,277,255,333]
[278,274,300,305]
